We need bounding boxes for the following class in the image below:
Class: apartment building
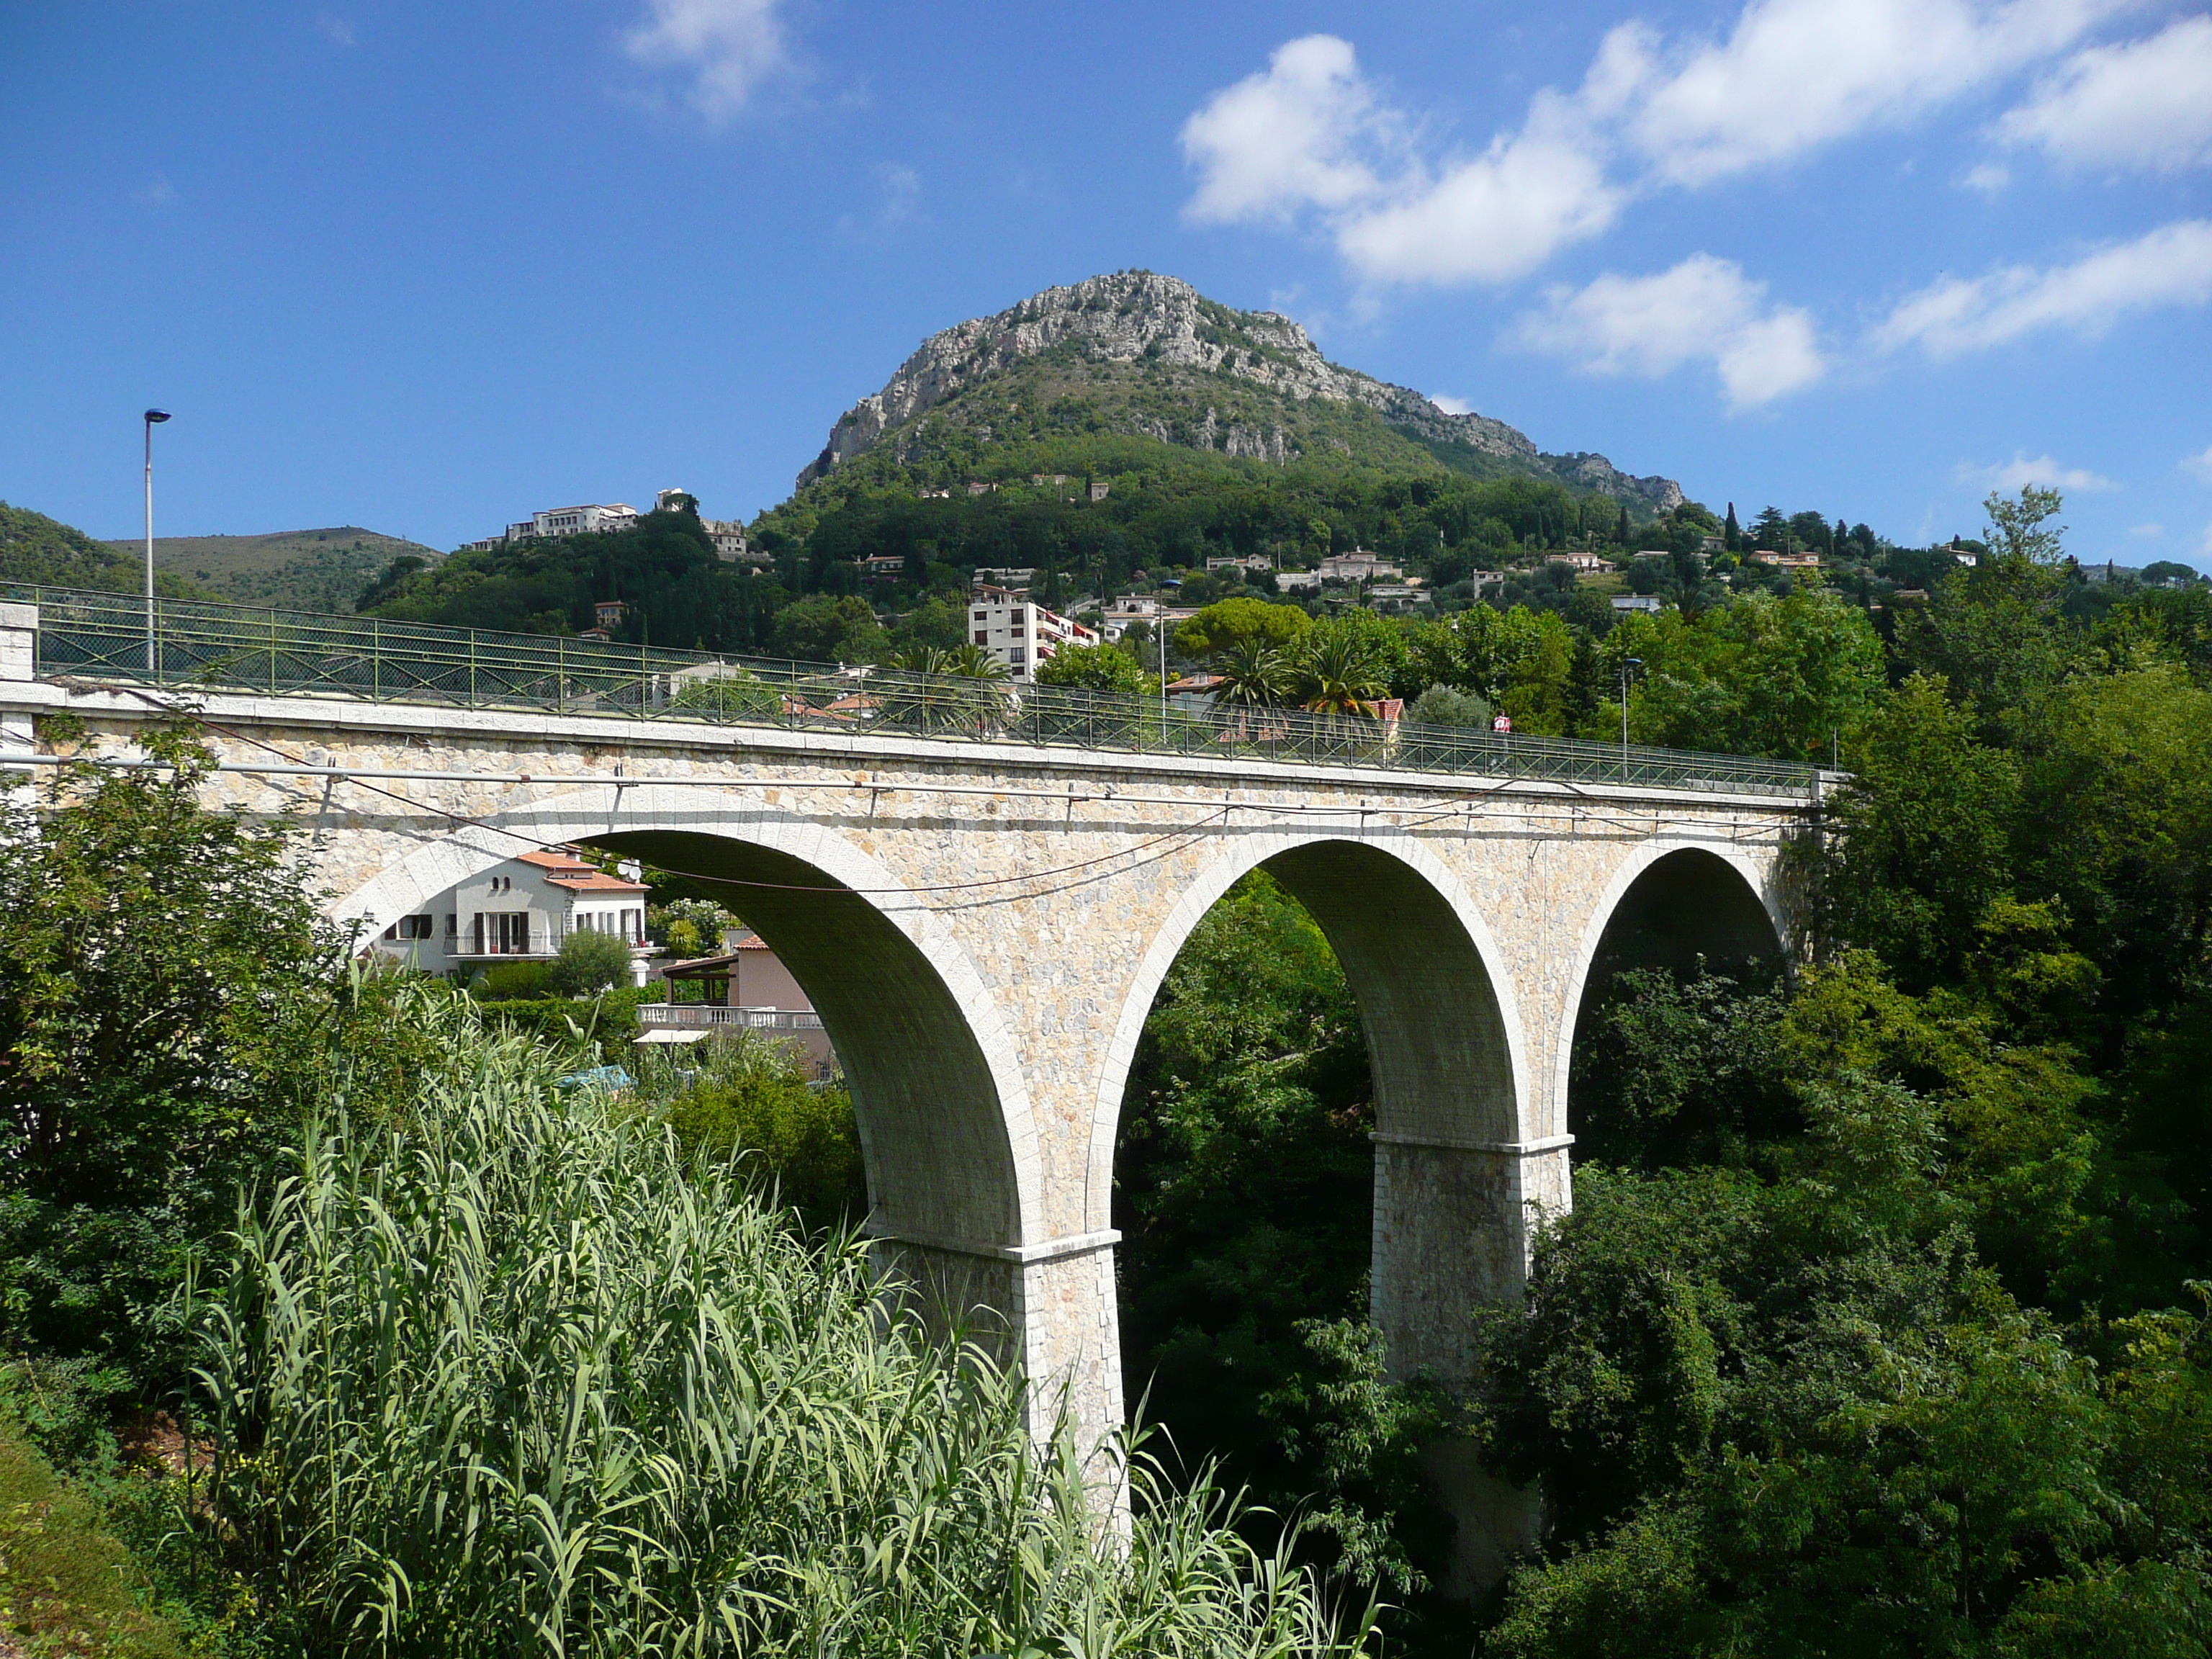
[969,590,1100,679]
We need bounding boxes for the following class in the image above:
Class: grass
[190,989,1372,1658]
[0,1429,184,1659]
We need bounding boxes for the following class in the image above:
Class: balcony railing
[637,1003,826,1031]
[6,582,1821,799]
[375,920,645,958]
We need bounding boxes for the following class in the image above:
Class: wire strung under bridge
[20,689,1797,913]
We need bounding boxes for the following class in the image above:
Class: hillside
[100,526,444,612]
[0,500,161,593]
[789,271,1682,512]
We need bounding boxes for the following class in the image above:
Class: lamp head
[144,409,171,424]
[1624,657,1643,670]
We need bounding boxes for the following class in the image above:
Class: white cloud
[624,0,788,122]
[1958,451,2117,491]
[316,12,356,48]
[1612,0,2117,187]
[134,174,177,207]
[839,163,923,238]
[1516,253,1826,410]
[2000,16,2212,174]
[1334,98,1624,286]
[1962,161,2012,191]
[1178,37,1615,284]
[2128,522,2165,537]
[1871,218,2212,356]
[1179,36,1392,223]
[2185,444,2212,483]
[1180,35,1618,286]
[1430,393,1474,415]
[1182,4,2115,292]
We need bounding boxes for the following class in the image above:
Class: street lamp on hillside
[1619,656,1642,760]
[143,408,171,672]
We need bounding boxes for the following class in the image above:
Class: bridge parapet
[5,584,1820,800]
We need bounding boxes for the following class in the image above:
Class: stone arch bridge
[1,595,1824,1568]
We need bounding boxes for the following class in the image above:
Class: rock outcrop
[799,271,1683,513]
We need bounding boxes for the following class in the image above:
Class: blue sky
[4,1,2210,566]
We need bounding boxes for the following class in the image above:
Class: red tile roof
[517,846,648,893]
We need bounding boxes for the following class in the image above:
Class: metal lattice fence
[4,584,1819,799]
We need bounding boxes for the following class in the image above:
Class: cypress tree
[1615,503,1631,544]
[1724,502,1741,552]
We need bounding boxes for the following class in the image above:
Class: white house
[370,845,655,985]
[969,593,1100,678]
[1319,549,1403,583]
[505,503,640,542]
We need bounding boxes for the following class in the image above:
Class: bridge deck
[4,584,1817,800]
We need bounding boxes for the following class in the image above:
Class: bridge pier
[864,1229,1125,1460]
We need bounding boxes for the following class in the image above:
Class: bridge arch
[1089,829,1532,1384]
[328,783,1049,1274]
[1555,840,1789,1134]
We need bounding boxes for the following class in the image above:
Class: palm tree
[1295,632,1388,717]
[882,644,976,732]
[1209,635,1292,708]
[948,643,1011,682]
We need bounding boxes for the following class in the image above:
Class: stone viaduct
[1,598,1820,1579]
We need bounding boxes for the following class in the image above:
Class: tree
[1820,673,2021,989]
[1174,597,1312,659]
[884,593,969,657]
[652,898,733,958]
[1294,628,1389,716]
[1723,502,1740,552]
[1985,484,2067,567]
[549,927,634,997]
[1035,641,1149,694]
[770,594,884,662]
[1629,590,1884,761]
[0,731,351,1392]
[1211,636,1295,708]
[948,642,1010,680]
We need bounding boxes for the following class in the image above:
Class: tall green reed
[192,991,1370,1658]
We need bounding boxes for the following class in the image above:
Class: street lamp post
[1619,656,1643,762]
[143,408,171,673]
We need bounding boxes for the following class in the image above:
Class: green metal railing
[4,584,1819,799]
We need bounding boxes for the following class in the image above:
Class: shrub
[548,927,634,996]
[636,1030,866,1229]
[476,958,554,999]
[1405,684,1491,727]
[193,992,1369,1658]
[481,987,642,1048]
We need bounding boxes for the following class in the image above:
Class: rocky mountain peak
[796,271,1683,513]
